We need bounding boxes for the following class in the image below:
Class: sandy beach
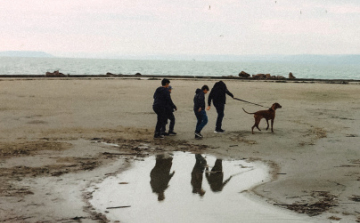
[1,77,360,222]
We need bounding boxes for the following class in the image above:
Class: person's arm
[153,89,159,106]
[207,90,213,110]
[207,90,213,106]
[198,93,205,112]
[168,95,177,111]
[225,89,234,98]
[164,90,172,107]
[170,171,175,178]
[194,94,200,112]
[221,176,232,189]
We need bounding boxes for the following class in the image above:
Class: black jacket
[194,89,206,111]
[208,81,233,106]
[153,86,171,108]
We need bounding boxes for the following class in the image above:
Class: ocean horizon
[1,56,360,80]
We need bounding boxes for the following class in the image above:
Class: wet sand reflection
[191,154,207,196]
[150,154,175,201]
[151,154,232,199]
[91,152,312,223]
[206,159,232,192]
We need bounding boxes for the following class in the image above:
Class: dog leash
[233,97,266,108]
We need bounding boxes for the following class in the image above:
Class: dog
[242,103,282,134]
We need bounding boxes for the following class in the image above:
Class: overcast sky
[1,0,360,57]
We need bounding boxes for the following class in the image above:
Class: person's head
[199,189,206,196]
[161,78,170,88]
[158,192,165,201]
[201,85,209,94]
[168,85,172,93]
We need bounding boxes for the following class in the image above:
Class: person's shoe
[195,134,202,139]
[163,132,170,136]
[214,129,225,133]
[154,135,165,139]
[168,131,177,136]
[195,132,203,138]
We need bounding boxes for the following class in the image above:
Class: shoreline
[1,78,359,222]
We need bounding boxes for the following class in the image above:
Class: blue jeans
[194,109,208,133]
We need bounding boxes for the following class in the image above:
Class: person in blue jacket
[193,85,209,139]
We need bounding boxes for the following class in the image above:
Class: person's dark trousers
[163,111,175,133]
[153,106,167,136]
[194,110,208,133]
[214,103,225,131]
[167,112,175,132]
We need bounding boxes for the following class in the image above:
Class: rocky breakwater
[238,71,296,80]
[45,70,65,77]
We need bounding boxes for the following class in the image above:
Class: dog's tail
[242,108,255,114]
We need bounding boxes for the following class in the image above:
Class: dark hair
[161,78,170,86]
[201,85,209,91]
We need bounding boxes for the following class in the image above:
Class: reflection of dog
[242,103,282,134]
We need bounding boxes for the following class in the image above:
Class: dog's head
[272,103,282,110]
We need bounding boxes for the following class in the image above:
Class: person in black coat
[205,159,232,192]
[206,81,234,133]
[153,79,172,139]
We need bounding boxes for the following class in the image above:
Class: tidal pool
[89,152,318,223]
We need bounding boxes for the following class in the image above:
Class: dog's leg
[265,119,269,130]
[271,119,274,132]
[254,117,261,132]
[251,115,256,134]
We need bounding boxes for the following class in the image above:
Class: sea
[1,56,360,80]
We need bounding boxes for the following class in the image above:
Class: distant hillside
[0,51,54,58]
[108,54,360,64]
[191,54,360,64]
[282,54,360,64]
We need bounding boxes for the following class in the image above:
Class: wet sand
[0,77,360,222]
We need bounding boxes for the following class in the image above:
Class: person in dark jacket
[207,81,234,133]
[191,154,207,196]
[162,85,177,136]
[153,78,171,139]
[205,159,232,192]
[194,85,209,139]
[150,154,175,201]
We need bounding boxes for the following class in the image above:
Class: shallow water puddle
[90,152,317,223]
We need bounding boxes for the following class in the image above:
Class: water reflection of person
[205,159,232,192]
[150,154,175,201]
[191,154,207,196]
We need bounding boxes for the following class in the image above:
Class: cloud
[329,5,360,14]
[0,0,359,55]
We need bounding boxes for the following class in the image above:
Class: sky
[1,0,360,58]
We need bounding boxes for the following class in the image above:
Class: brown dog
[242,103,282,134]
